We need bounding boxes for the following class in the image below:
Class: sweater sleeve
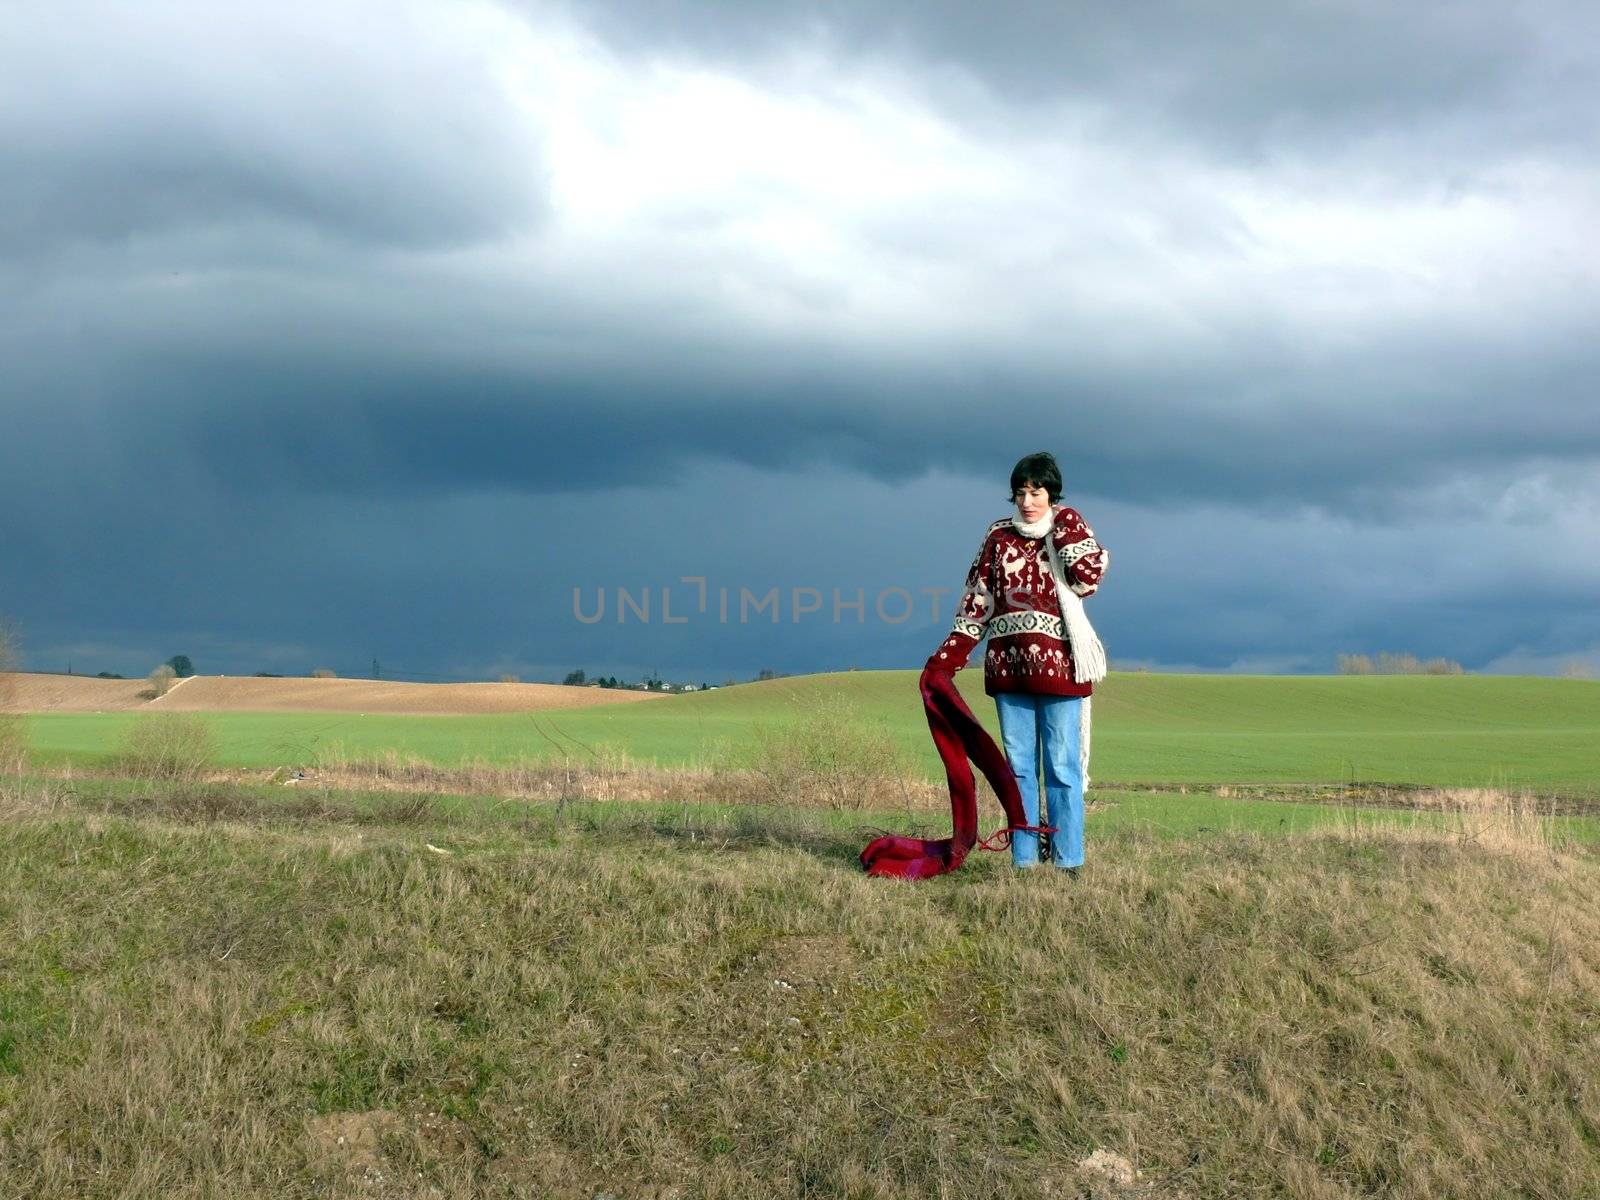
[1052,506,1108,597]
[926,528,997,673]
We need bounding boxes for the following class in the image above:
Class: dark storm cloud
[25,301,1587,522]
[2,0,1596,680]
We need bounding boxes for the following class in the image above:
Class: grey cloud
[545,0,1596,164]
[0,3,547,254]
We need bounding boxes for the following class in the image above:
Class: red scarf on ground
[860,666,1041,879]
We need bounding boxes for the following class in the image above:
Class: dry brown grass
[310,738,950,816]
[3,732,1600,1200]
[2,766,1597,1198]
[1380,786,1566,854]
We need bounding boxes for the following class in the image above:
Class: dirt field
[1,673,153,712]
[2,673,670,715]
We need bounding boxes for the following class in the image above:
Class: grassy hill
[22,671,1600,796]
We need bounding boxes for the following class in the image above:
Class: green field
[24,672,1600,795]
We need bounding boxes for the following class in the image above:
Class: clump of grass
[1334,786,1570,860]
[115,711,217,782]
[735,693,916,811]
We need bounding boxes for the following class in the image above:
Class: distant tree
[166,654,194,678]
[148,663,177,698]
[254,672,282,678]
[95,671,125,679]
[563,669,586,686]
[757,668,776,681]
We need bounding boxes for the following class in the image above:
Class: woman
[924,451,1109,872]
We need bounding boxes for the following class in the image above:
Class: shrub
[147,662,177,698]
[311,668,337,679]
[499,673,520,683]
[736,694,911,811]
[116,712,217,782]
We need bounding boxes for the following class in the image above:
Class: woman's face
[1014,483,1052,523]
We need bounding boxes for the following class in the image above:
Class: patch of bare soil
[305,1105,481,1195]
[763,934,862,993]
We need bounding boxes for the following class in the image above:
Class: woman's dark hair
[1009,452,1062,504]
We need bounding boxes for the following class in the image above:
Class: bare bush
[498,673,520,683]
[116,712,217,782]
[311,667,337,679]
[147,662,178,698]
[1339,651,1464,675]
[735,694,914,811]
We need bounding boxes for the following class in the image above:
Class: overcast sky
[2,0,1596,682]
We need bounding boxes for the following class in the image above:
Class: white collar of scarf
[1005,503,1108,687]
[1010,509,1055,539]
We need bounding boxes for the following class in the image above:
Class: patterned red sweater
[925,504,1109,697]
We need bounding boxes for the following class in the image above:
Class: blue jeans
[995,692,1085,869]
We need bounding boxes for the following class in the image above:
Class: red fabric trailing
[860,666,1047,880]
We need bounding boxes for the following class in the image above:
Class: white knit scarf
[1010,506,1105,790]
